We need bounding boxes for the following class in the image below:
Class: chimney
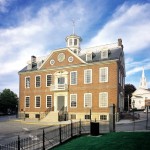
[118,38,123,50]
[31,56,37,68]
[31,56,36,63]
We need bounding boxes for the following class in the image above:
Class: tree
[0,89,18,114]
[124,84,136,111]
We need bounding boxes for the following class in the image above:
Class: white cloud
[0,0,105,76]
[85,3,150,54]
[0,0,14,12]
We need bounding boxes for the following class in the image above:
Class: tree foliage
[124,84,136,111]
[0,89,18,114]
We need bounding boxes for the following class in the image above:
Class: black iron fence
[0,120,110,150]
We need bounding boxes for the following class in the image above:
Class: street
[0,115,58,145]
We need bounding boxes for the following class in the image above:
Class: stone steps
[40,111,59,122]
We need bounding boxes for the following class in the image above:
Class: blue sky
[0,0,150,95]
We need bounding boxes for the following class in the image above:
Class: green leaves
[0,89,18,114]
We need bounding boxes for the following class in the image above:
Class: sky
[0,0,150,95]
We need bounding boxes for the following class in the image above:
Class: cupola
[65,20,82,55]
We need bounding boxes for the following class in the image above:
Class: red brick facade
[19,39,125,121]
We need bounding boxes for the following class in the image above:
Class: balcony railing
[50,84,68,91]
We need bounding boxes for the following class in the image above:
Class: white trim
[70,71,77,85]
[99,67,108,83]
[99,92,108,107]
[70,94,77,108]
[25,96,30,108]
[84,93,92,108]
[84,69,92,84]
[46,74,52,87]
[35,75,41,88]
[46,95,52,108]
[35,96,41,108]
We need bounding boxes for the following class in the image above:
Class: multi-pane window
[25,77,30,88]
[46,95,52,108]
[35,76,41,87]
[58,77,65,84]
[99,67,108,82]
[25,96,30,108]
[35,96,41,108]
[70,71,77,85]
[74,39,77,45]
[99,92,108,107]
[100,115,107,120]
[85,115,91,119]
[70,94,77,108]
[84,93,92,107]
[71,114,76,119]
[84,69,92,84]
[46,74,52,87]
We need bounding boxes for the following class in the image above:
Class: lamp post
[128,95,130,112]
[132,100,135,121]
[132,100,135,131]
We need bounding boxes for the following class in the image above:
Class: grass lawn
[51,132,150,150]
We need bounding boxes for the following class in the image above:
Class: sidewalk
[116,119,147,125]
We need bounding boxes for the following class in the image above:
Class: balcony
[50,84,68,91]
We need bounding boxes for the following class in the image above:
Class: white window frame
[99,67,108,82]
[84,93,92,108]
[35,75,41,88]
[35,96,41,108]
[46,95,52,108]
[70,94,77,108]
[25,76,30,88]
[99,92,108,107]
[46,74,52,87]
[70,71,77,85]
[86,53,92,61]
[84,69,92,84]
[25,96,30,108]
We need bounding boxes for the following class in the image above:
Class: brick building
[18,33,125,122]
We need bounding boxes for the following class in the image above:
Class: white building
[131,68,150,110]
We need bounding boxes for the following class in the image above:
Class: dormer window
[86,52,92,61]
[101,50,108,59]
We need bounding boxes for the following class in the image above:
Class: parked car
[144,108,150,113]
